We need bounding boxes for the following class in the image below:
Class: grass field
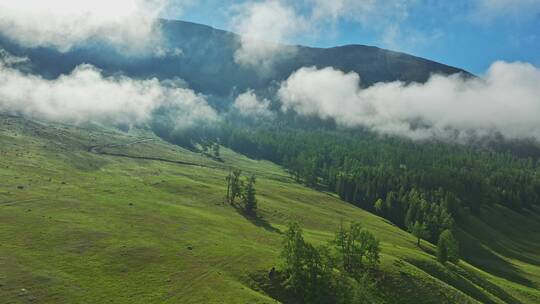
[1,115,539,303]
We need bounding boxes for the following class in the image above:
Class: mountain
[0,19,471,99]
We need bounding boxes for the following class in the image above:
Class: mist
[0,55,218,129]
[278,62,540,141]
[230,0,306,72]
[0,0,172,53]
[232,90,274,119]
[227,0,417,71]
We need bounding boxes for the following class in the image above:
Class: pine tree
[411,221,430,247]
[243,175,257,215]
[374,198,385,215]
[226,169,243,204]
[437,229,459,263]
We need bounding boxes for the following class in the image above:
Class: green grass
[0,115,539,303]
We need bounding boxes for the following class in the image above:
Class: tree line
[212,123,540,243]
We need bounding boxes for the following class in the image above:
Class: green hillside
[0,115,539,303]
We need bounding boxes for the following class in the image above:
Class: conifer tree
[243,175,257,215]
[411,221,430,247]
[226,169,243,204]
[437,229,459,263]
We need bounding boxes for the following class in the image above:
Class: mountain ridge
[0,19,472,100]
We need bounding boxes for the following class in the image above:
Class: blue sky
[170,0,540,74]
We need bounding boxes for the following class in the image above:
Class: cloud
[0,53,217,128]
[380,24,444,52]
[0,0,178,53]
[472,0,540,21]
[153,46,184,58]
[310,0,412,25]
[232,90,274,118]
[278,62,540,141]
[229,0,419,70]
[230,0,307,72]
[0,49,29,68]
[310,0,427,52]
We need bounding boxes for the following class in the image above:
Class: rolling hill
[1,114,538,303]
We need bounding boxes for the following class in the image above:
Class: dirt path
[87,139,217,169]
[88,139,155,154]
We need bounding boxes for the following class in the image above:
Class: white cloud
[0,0,176,52]
[310,0,411,25]
[229,0,419,70]
[473,0,540,21]
[309,0,421,51]
[229,0,307,71]
[153,46,184,58]
[0,49,29,67]
[233,90,274,118]
[279,63,540,140]
[311,0,422,52]
[0,54,217,128]
[380,25,444,52]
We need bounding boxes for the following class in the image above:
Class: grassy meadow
[0,115,539,303]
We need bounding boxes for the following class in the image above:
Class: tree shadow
[405,258,522,304]
[417,242,436,256]
[456,228,534,288]
[449,263,524,304]
[248,270,298,304]
[472,206,540,268]
[231,203,282,234]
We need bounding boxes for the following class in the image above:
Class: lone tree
[437,229,459,263]
[411,221,430,247]
[225,169,243,204]
[243,175,257,215]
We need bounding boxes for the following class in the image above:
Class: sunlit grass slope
[0,115,538,303]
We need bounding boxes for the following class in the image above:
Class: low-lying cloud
[232,90,274,119]
[0,0,173,53]
[0,55,217,128]
[228,0,416,71]
[279,62,540,140]
[230,0,306,72]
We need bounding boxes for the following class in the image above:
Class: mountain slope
[0,20,471,99]
[0,115,538,303]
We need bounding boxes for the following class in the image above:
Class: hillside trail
[87,139,218,169]
[87,138,294,182]
[87,139,155,154]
